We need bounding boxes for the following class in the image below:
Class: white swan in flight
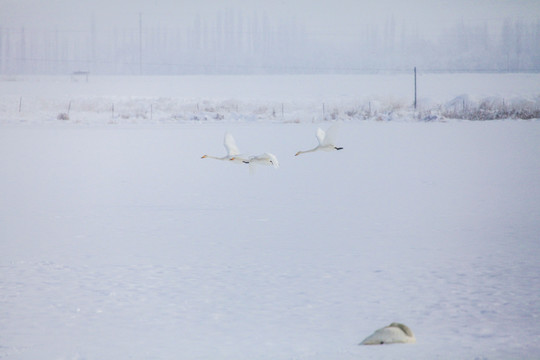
[201,132,247,163]
[360,323,416,345]
[242,153,279,168]
[231,152,279,174]
[295,123,343,156]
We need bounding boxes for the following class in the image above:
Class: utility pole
[414,67,417,110]
[139,13,142,75]
[91,14,96,73]
[20,27,26,74]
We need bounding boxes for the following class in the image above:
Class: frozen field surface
[1,119,540,359]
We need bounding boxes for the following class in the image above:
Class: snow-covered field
[1,74,540,359]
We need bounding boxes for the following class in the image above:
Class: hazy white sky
[1,0,539,37]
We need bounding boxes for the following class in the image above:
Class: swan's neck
[202,154,227,160]
[295,147,318,156]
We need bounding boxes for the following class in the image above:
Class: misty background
[1,0,539,75]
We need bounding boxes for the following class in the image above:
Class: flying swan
[295,123,343,156]
[201,132,247,163]
[359,323,416,345]
[241,153,279,168]
[230,152,279,174]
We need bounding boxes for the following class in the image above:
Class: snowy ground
[1,73,539,123]
[1,74,540,359]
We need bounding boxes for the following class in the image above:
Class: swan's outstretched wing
[247,153,279,169]
[266,153,279,168]
[321,123,340,146]
[316,128,326,145]
[224,133,240,157]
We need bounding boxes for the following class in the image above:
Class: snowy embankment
[1,73,539,124]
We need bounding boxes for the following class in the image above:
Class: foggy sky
[1,0,539,74]
[2,0,539,37]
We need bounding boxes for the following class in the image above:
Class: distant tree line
[0,12,538,75]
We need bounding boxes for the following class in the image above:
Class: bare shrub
[57,112,69,120]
